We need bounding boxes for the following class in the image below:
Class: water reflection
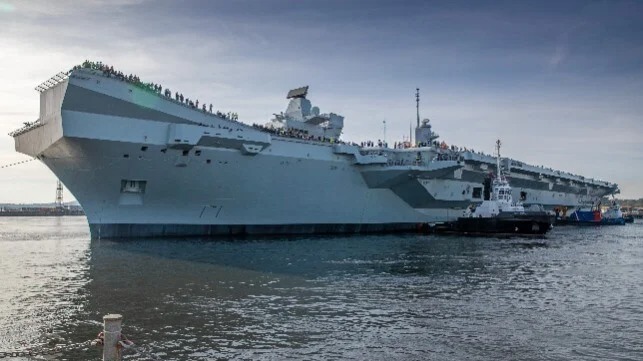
[1,218,642,360]
[0,217,92,360]
[79,234,552,360]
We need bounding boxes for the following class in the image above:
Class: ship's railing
[34,72,69,93]
[386,159,429,167]
[462,150,615,188]
[462,151,495,163]
[359,147,462,166]
[8,120,44,137]
[515,162,613,187]
[78,66,358,148]
[73,66,245,124]
[273,135,336,147]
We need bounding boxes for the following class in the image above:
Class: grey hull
[89,222,424,239]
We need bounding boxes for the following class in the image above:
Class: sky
[0,0,642,202]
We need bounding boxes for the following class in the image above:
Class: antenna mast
[55,180,63,209]
[382,120,386,145]
[409,122,412,145]
[415,88,420,129]
[495,139,502,178]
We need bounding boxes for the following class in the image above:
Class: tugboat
[567,200,626,225]
[438,140,552,236]
[600,201,626,225]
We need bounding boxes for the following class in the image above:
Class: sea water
[0,217,642,360]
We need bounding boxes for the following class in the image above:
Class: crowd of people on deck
[73,61,240,121]
[242,126,465,165]
[361,140,389,148]
[360,139,477,155]
[241,125,481,164]
[70,62,587,173]
[250,123,357,145]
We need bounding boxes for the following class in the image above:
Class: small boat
[568,208,602,225]
[438,140,552,236]
[621,207,636,223]
[601,202,626,225]
[567,201,626,225]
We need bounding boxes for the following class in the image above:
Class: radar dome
[311,106,320,116]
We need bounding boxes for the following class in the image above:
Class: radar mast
[415,88,420,129]
[496,139,502,178]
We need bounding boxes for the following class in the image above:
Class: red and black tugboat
[438,140,553,236]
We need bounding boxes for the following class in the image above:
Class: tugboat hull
[560,209,627,226]
[451,212,553,236]
[601,218,626,225]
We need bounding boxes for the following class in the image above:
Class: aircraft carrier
[10,62,619,239]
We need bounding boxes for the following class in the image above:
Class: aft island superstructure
[11,63,619,239]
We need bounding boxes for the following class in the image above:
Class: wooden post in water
[103,314,122,361]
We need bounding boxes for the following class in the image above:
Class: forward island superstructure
[11,63,619,239]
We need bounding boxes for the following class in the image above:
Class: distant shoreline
[0,208,84,217]
[0,203,84,217]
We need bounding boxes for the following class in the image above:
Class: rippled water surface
[1,217,642,360]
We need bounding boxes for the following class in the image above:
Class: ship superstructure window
[141,146,148,151]
[182,150,189,156]
[121,180,146,194]
[520,191,527,201]
[472,187,482,199]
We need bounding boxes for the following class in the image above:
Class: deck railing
[8,120,44,137]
